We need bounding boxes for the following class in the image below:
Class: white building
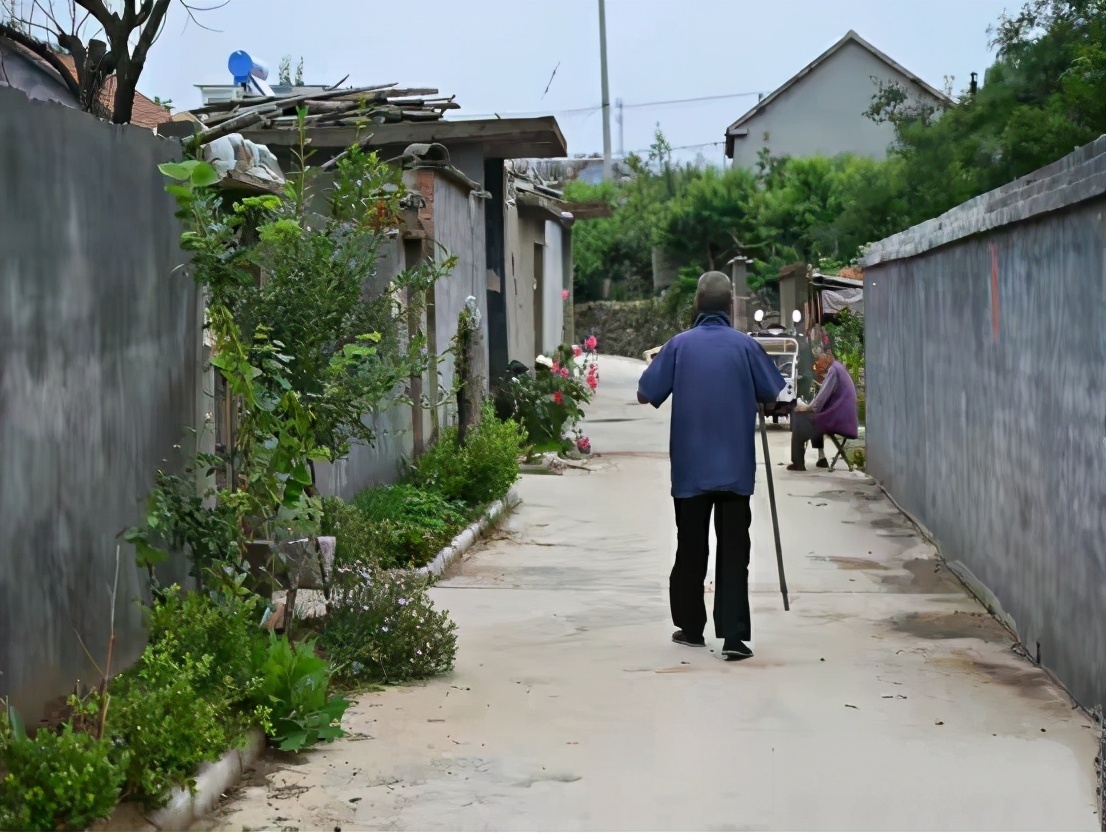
[724,30,952,169]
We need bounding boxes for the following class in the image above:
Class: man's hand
[637,391,650,405]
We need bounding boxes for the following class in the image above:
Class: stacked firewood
[187,83,460,147]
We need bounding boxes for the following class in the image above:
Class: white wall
[729,41,944,169]
[542,220,565,352]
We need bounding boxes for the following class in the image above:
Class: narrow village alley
[200,356,1101,832]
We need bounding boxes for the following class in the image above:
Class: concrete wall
[542,220,565,352]
[432,170,489,414]
[504,201,534,366]
[729,40,943,169]
[312,237,414,498]
[0,90,199,719]
[504,205,569,363]
[862,136,1106,709]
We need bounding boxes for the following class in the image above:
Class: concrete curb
[145,728,266,831]
[418,488,521,579]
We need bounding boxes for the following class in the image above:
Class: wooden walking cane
[758,406,790,611]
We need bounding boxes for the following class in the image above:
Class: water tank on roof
[228,51,273,96]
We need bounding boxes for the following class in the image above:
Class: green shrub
[323,488,466,571]
[353,484,467,568]
[143,584,267,708]
[256,634,347,752]
[322,495,376,568]
[412,407,524,508]
[106,644,238,804]
[0,721,124,831]
[320,561,458,684]
[458,408,526,505]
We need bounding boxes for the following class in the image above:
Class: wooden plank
[243,117,568,157]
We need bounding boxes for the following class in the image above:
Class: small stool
[828,435,856,472]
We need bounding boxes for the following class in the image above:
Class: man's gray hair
[695,271,732,314]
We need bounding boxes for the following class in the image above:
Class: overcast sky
[141,0,1015,164]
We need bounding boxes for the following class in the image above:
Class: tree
[0,0,217,124]
[278,54,304,86]
[869,0,1106,223]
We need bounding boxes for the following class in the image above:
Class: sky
[137,0,1016,165]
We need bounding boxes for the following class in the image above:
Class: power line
[456,89,762,121]
[620,90,762,109]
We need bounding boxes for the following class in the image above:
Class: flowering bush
[503,346,599,448]
[320,561,458,684]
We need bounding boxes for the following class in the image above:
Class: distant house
[504,164,611,364]
[724,30,951,169]
[0,37,170,130]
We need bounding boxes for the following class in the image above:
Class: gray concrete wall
[729,40,943,169]
[311,237,414,498]
[432,172,489,414]
[0,89,199,720]
[862,136,1106,709]
[542,221,566,352]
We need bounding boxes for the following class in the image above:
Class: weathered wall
[863,136,1106,709]
[312,237,414,498]
[573,300,691,359]
[0,90,199,719]
[504,203,537,366]
[542,220,565,352]
[432,171,489,407]
[729,38,944,169]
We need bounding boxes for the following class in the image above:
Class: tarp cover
[822,287,863,316]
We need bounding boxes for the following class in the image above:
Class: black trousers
[670,492,752,641]
[790,411,825,466]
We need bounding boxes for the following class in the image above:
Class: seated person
[788,351,858,471]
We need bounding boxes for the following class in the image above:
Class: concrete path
[200,356,1101,832]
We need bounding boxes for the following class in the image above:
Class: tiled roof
[49,52,170,129]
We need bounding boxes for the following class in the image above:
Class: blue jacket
[638,313,785,498]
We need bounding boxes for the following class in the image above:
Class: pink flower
[553,391,564,406]
[561,289,570,301]
[552,360,560,372]
[559,367,570,379]
[585,335,598,351]
[586,376,598,390]
[573,345,583,357]
[577,437,591,454]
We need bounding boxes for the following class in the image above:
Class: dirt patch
[879,558,964,594]
[891,610,1011,643]
[937,649,1072,710]
[816,555,889,570]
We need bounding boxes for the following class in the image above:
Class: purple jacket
[810,361,858,439]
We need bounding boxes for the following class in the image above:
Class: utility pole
[616,97,624,158]
[598,0,612,181]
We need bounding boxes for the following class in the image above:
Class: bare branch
[30,0,63,34]
[71,0,116,33]
[180,0,226,33]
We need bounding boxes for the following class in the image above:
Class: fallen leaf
[845,704,858,709]
[935,720,944,726]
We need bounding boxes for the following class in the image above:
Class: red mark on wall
[989,243,1001,342]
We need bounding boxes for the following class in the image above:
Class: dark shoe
[672,630,706,648]
[722,640,754,661]
[816,458,829,469]
[786,463,806,471]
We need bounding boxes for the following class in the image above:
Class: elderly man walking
[637,272,785,660]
